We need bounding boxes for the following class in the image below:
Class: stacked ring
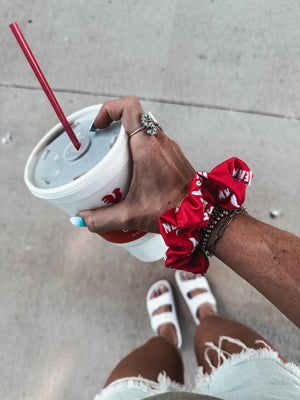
[128,112,162,138]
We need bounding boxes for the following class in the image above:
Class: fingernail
[70,216,86,227]
[89,118,98,132]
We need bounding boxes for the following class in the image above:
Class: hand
[79,97,196,233]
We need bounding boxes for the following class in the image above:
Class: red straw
[9,22,81,150]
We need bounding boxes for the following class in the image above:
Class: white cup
[24,104,167,262]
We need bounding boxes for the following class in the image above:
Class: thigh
[105,336,184,387]
[194,315,285,373]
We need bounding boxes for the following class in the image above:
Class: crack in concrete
[1,82,298,121]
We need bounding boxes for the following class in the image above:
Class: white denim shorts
[94,337,300,400]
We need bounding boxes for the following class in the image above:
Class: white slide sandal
[175,270,217,325]
[146,280,182,348]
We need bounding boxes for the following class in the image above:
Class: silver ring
[128,112,162,139]
[128,126,145,138]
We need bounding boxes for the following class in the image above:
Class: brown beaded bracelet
[199,206,246,256]
[198,206,230,254]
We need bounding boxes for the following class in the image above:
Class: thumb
[78,202,130,233]
[93,97,144,132]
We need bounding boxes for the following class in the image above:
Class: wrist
[204,207,247,256]
[198,206,232,255]
[159,157,253,275]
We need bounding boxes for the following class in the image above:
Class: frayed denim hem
[94,337,300,400]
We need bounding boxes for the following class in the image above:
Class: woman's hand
[79,97,195,233]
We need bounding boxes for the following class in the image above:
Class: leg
[194,314,286,374]
[104,336,183,387]
[176,271,285,375]
[104,283,184,387]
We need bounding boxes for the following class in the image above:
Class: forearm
[211,212,300,327]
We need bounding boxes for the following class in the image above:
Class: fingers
[93,97,145,134]
[78,202,130,233]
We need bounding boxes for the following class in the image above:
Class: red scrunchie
[158,157,253,275]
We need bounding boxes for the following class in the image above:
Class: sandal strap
[179,276,210,293]
[147,291,173,315]
[146,280,182,348]
[175,271,217,325]
[150,311,179,335]
[189,292,217,322]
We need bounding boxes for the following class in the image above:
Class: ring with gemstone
[128,112,162,138]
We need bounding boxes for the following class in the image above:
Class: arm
[210,212,300,327]
[80,97,300,327]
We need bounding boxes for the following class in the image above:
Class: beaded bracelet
[158,158,253,275]
[198,206,230,254]
[200,206,246,257]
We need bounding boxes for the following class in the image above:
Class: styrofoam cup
[24,104,166,262]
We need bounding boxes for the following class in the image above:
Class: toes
[159,284,168,294]
[150,284,171,316]
[179,273,208,299]
[181,271,197,280]
[150,284,168,299]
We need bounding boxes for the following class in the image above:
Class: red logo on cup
[102,188,122,205]
[100,187,147,244]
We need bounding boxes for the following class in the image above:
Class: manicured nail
[89,118,98,132]
[70,216,86,227]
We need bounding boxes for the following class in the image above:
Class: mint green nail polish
[89,118,98,132]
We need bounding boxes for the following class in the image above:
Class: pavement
[1,1,299,399]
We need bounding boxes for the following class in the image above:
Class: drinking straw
[9,22,81,150]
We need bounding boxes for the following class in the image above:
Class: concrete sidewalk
[1,1,299,400]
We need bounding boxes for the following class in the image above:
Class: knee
[145,337,182,361]
[195,315,226,343]
[144,337,184,383]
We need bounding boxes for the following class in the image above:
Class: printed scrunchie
[158,157,253,275]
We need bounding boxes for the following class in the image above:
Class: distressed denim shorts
[94,337,300,400]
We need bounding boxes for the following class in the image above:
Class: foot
[150,284,178,347]
[180,272,217,321]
